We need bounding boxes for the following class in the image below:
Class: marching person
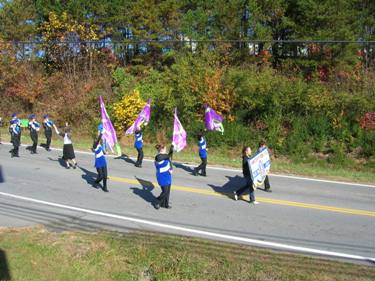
[154,144,174,210]
[193,132,207,176]
[55,122,77,169]
[28,114,40,154]
[258,140,272,192]
[134,129,144,168]
[92,133,108,192]
[233,146,259,204]
[43,114,56,151]
[9,115,21,158]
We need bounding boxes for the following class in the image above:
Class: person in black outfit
[258,140,272,192]
[28,114,40,154]
[233,146,259,204]
[43,114,56,151]
[9,116,21,157]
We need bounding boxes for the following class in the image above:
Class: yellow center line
[108,176,375,217]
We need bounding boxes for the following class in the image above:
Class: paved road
[0,143,374,265]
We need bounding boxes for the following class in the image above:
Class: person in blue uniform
[134,129,144,168]
[154,144,174,209]
[193,133,207,176]
[28,114,40,154]
[258,140,272,192]
[43,114,55,151]
[9,114,21,157]
[233,146,259,204]
[92,134,108,192]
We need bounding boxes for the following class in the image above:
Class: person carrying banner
[9,115,21,158]
[258,140,272,192]
[193,132,207,177]
[233,146,259,204]
[134,129,144,168]
[43,114,56,151]
[55,122,77,169]
[28,114,40,154]
[92,133,108,192]
[154,144,174,209]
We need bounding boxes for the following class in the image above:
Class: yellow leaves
[112,89,146,132]
[39,12,100,43]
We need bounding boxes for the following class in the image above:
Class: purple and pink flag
[100,96,118,153]
[125,99,151,135]
[172,108,187,152]
[205,105,224,134]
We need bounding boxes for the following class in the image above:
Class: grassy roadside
[1,128,375,184]
[0,226,374,281]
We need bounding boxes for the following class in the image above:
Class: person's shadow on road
[78,166,98,189]
[208,175,245,201]
[47,157,66,168]
[114,154,136,165]
[130,177,157,206]
[173,162,195,174]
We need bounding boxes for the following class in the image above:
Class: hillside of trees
[0,0,375,167]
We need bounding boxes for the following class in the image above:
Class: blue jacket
[94,144,107,168]
[154,153,172,187]
[134,132,143,149]
[198,137,207,159]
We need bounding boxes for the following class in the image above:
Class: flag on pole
[125,99,151,135]
[100,96,119,154]
[204,105,224,134]
[172,108,187,152]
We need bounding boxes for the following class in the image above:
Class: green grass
[0,226,374,281]
[1,128,375,184]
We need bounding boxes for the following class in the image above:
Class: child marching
[134,129,144,167]
[28,114,40,154]
[43,114,56,151]
[9,113,21,158]
[193,132,207,177]
[233,146,259,204]
[92,134,108,192]
[55,122,77,169]
[154,144,174,209]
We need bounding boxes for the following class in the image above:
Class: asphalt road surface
[0,143,374,265]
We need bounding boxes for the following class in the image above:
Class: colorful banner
[247,147,271,187]
[204,105,224,134]
[172,108,187,152]
[125,99,151,135]
[100,96,118,153]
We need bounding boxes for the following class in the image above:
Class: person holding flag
[193,132,208,177]
[92,133,109,192]
[134,129,144,168]
[154,143,174,210]
[99,96,120,155]
[28,114,40,154]
[125,99,151,166]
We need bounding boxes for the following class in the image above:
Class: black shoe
[154,203,160,210]
[193,169,198,176]
[166,205,172,209]
[46,148,51,152]
[201,173,207,177]
[31,151,37,154]
[73,163,77,169]
[102,187,109,192]
[265,189,272,193]
[66,166,70,169]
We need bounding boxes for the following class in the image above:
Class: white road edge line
[0,191,374,263]
[2,142,375,188]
